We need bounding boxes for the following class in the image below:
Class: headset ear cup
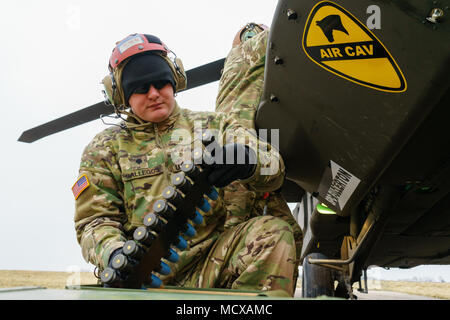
[174,57,187,92]
[101,75,115,105]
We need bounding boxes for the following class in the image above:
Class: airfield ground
[0,270,449,299]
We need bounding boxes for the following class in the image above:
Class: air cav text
[320,43,373,59]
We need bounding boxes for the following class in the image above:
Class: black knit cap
[121,35,175,104]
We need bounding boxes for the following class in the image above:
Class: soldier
[73,32,298,296]
[216,24,303,284]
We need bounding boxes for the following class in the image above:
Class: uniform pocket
[122,164,166,227]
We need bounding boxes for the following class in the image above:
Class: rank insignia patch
[72,174,90,199]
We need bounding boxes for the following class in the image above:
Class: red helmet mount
[109,34,170,70]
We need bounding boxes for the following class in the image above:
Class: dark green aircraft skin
[256,0,450,272]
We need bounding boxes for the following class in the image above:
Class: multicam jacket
[73,102,285,279]
[216,29,303,258]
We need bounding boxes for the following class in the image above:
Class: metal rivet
[274,56,283,65]
[287,9,298,20]
[426,8,444,23]
[114,59,119,64]
[270,94,279,103]
[138,45,144,50]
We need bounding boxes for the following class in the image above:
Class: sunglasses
[132,80,171,94]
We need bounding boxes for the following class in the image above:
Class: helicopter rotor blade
[183,57,225,91]
[17,102,113,143]
[18,58,225,143]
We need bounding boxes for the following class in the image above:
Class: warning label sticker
[302,1,407,92]
[317,160,361,212]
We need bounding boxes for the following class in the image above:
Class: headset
[102,33,187,109]
[239,23,269,43]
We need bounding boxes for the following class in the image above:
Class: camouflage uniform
[216,29,303,266]
[74,101,297,295]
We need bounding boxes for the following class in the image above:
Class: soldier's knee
[251,215,295,243]
[259,214,293,229]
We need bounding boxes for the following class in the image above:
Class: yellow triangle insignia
[302,1,407,92]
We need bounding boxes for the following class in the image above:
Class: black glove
[207,143,257,188]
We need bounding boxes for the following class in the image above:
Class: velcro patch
[118,35,144,54]
[72,174,90,199]
[122,165,164,181]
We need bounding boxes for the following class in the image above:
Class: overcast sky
[1,0,449,283]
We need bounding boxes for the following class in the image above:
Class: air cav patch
[302,1,407,92]
[72,174,90,200]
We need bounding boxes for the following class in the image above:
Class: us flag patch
[72,174,90,199]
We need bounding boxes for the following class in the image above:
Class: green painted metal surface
[0,285,312,300]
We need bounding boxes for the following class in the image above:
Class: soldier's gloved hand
[207,143,257,188]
